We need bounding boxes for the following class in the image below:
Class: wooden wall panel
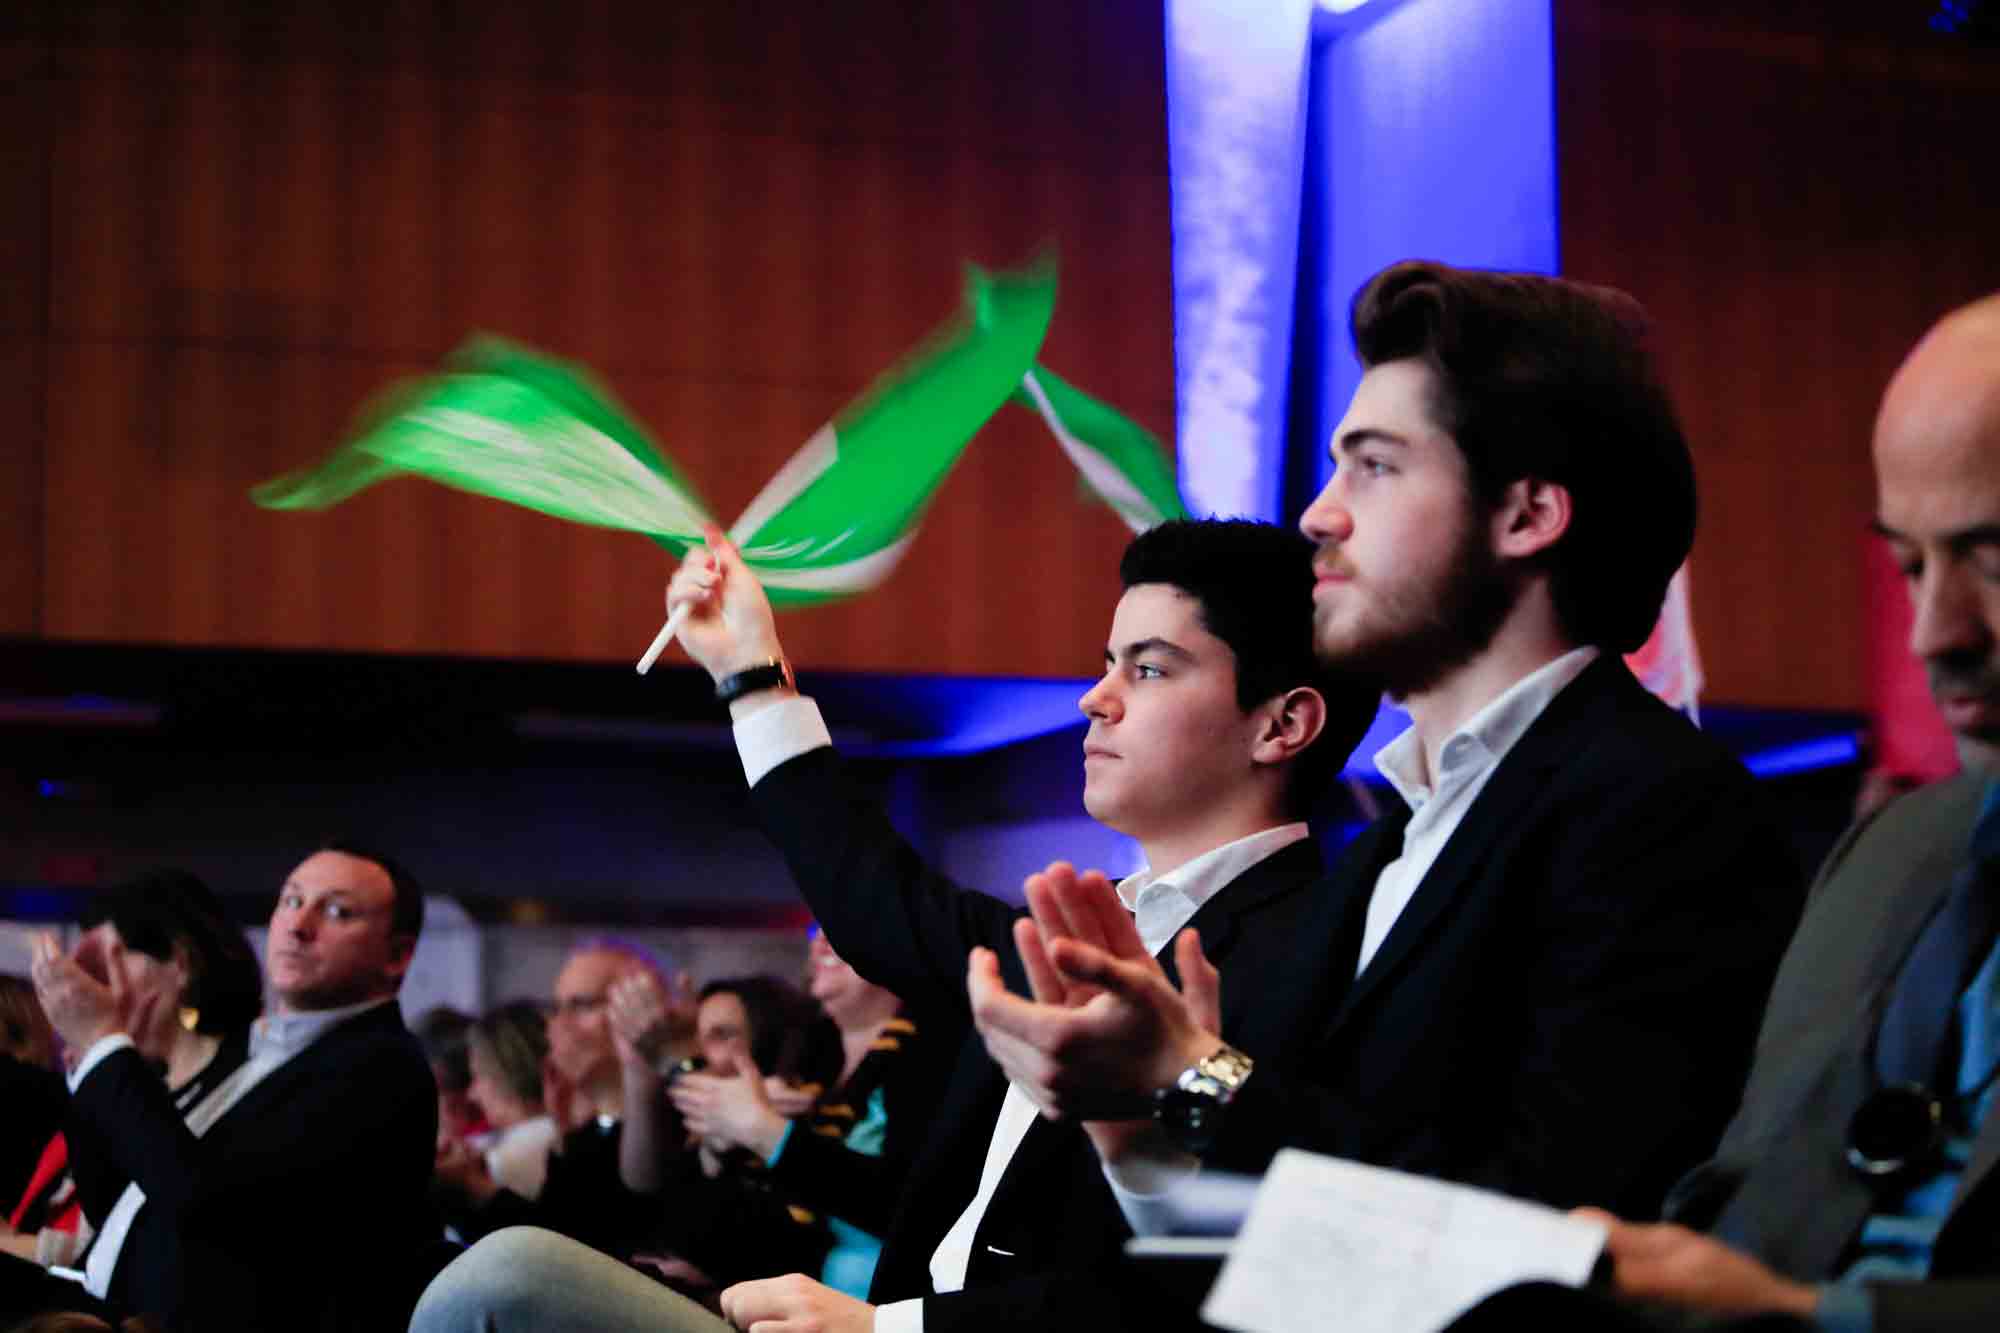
[24,0,1172,672]
[0,339,42,638]
[1557,1,2000,711]
[0,33,48,635]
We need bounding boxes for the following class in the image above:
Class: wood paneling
[1558,1,2000,711]
[22,0,1173,673]
[0,33,49,633]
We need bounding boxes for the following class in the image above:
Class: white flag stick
[635,603,691,675]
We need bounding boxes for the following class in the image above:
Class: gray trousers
[410,1227,734,1333]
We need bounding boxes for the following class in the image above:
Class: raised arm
[663,532,1026,1014]
[608,970,695,1194]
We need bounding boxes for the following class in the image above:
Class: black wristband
[714,658,796,706]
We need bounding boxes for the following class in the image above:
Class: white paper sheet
[1201,1149,1607,1333]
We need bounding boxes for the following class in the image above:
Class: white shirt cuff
[66,1024,135,1088]
[733,694,833,787]
[872,1297,924,1333]
[1103,1147,1202,1238]
[67,1033,135,1092]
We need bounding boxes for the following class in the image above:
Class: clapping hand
[762,1077,820,1118]
[968,862,1224,1160]
[29,930,139,1057]
[609,970,697,1076]
[669,1054,789,1161]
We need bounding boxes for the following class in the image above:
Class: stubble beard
[1314,515,1518,700]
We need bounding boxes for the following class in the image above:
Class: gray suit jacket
[1670,772,2000,1331]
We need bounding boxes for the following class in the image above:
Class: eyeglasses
[550,992,609,1019]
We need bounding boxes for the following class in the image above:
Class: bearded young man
[962,261,1807,1236]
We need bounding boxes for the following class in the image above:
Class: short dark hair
[1119,518,1377,812]
[80,867,264,1036]
[699,975,843,1089]
[469,1000,551,1107]
[413,1006,476,1092]
[1351,261,1696,653]
[319,839,426,943]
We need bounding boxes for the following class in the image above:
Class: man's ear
[1493,476,1572,560]
[1251,686,1327,767]
[385,933,417,983]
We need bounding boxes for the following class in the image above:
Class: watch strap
[1152,1043,1254,1153]
[714,658,796,705]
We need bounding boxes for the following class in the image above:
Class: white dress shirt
[732,694,1310,1332]
[1358,647,1597,974]
[68,996,396,1298]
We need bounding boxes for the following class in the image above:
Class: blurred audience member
[412,972,847,1333]
[670,936,946,1298]
[1,975,58,1069]
[9,843,436,1331]
[1,977,65,1259]
[433,940,665,1258]
[465,1002,559,1200]
[5,871,261,1277]
[415,1007,491,1145]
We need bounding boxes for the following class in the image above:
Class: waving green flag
[254,260,1059,609]
[725,259,1058,605]
[253,338,713,543]
[1013,365,1185,533]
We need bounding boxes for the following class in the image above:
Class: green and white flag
[725,260,1057,605]
[254,336,715,542]
[1014,365,1185,533]
[254,260,1058,609]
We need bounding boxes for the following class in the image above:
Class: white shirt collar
[1115,822,1312,956]
[252,995,396,1063]
[1374,647,1600,813]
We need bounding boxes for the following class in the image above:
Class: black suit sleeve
[749,746,1028,1019]
[62,1070,131,1228]
[1206,757,1802,1218]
